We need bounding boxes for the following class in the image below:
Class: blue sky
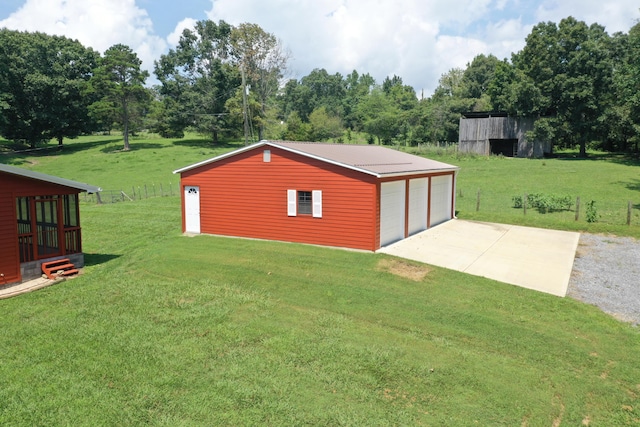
[1,0,638,95]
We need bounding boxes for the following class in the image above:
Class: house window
[287,189,322,218]
[298,191,312,215]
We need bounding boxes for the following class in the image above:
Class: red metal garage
[174,141,458,251]
[0,164,101,286]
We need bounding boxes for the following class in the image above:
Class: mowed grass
[2,197,639,425]
[0,135,639,425]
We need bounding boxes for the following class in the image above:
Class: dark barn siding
[458,115,550,158]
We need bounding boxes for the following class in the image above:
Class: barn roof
[0,163,101,193]
[173,140,458,178]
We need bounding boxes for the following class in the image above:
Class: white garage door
[380,181,406,247]
[408,178,428,235]
[430,175,453,227]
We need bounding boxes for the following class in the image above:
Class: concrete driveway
[378,219,580,297]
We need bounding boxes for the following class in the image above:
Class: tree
[155,20,238,144]
[230,23,289,140]
[90,44,149,150]
[503,17,614,156]
[357,87,400,144]
[283,111,311,141]
[612,23,640,152]
[308,106,343,141]
[0,30,99,148]
[343,70,376,130]
[458,54,501,111]
[425,69,475,143]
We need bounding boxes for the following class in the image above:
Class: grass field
[1,135,640,425]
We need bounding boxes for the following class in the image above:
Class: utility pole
[241,64,250,146]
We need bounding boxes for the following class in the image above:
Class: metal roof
[0,163,102,193]
[173,140,458,178]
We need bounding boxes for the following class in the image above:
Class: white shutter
[312,190,322,218]
[287,189,297,216]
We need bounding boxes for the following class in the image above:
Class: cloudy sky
[0,0,638,95]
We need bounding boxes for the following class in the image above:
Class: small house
[173,141,458,251]
[458,112,551,158]
[0,163,101,286]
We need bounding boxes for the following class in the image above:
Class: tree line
[1,16,639,155]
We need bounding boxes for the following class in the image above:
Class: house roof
[173,140,458,178]
[0,163,101,193]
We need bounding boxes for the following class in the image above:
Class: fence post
[160,183,164,197]
[170,182,173,196]
[96,192,103,204]
[153,184,156,197]
[476,189,481,212]
[145,184,148,199]
[523,193,528,216]
[628,201,632,226]
[575,197,580,221]
[132,187,136,201]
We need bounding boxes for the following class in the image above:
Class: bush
[586,200,598,223]
[512,193,573,213]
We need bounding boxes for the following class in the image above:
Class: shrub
[586,200,598,223]
[512,193,573,213]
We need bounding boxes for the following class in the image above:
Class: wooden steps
[41,259,79,280]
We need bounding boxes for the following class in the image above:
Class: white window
[287,189,322,218]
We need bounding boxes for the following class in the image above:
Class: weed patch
[376,258,431,281]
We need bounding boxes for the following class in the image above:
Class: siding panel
[181,147,378,251]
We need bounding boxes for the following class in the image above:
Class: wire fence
[82,182,178,204]
[457,188,640,228]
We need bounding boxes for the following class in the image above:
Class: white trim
[312,190,322,218]
[173,140,460,178]
[0,163,102,193]
[287,189,297,216]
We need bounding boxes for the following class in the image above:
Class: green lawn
[1,135,639,425]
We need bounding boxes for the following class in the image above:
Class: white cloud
[0,0,166,78]
[535,0,640,33]
[167,18,197,47]
[483,18,532,61]
[205,0,511,94]
[2,0,638,96]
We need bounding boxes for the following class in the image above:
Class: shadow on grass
[1,138,123,165]
[84,253,121,267]
[555,151,640,167]
[172,139,240,150]
[623,178,640,193]
[99,142,165,153]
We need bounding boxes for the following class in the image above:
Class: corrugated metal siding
[181,147,379,251]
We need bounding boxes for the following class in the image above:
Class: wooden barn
[0,164,101,286]
[458,112,551,158]
[173,141,459,251]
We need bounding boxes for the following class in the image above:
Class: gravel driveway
[567,233,640,326]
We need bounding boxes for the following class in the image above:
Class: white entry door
[184,186,201,233]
